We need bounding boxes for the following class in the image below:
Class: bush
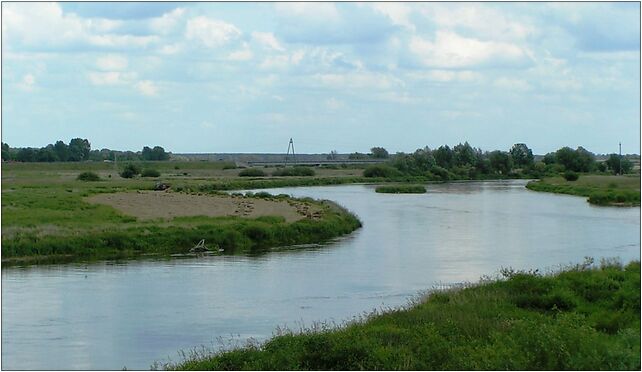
[77,171,100,181]
[120,163,141,178]
[272,167,315,177]
[141,169,161,177]
[239,168,267,177]
[375,185,426,194]
[564,171,579,181]
[363,164,401,178]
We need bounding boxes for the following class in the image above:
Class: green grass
[2,163,363,265]
[526,175,640,206]
[272,167,316,177]
[375,185,426,194]
[168,260,641,370]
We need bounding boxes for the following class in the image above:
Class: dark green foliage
[433,145,454,168]
[68,138,91,161]
[606,154,633,174]
[555,146,596,172]
[77,171,101,181]
[363,164,401,178]
[488,150,513,175]
[141,169,161,177]
[375,185,426,194]
[120,163,141,178]
[272,167,315,177]
[171,261,641,371]
[239,168,267,177]
[564,171,579,181]
[510,143,534,168]
[142,146,170,161]
[370,147,389,159]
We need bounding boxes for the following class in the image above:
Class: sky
[1,2,640,155]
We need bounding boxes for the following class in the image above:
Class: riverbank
[526,175,640,206]
[2,168,362,265]
[169,259,641,370]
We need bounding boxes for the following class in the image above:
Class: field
[526,175,640,206]
[169,259,641,370]
[1,161,363,264]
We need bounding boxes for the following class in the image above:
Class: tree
[370,147,389,159]
[542,152,556,165]
[555,147,577,171]
[453,142,476,167]
[68,138,91,161]
[509,143,534,168]
[1,142,10,161]
[574,146,596,172]
[142,146,169,160]
[36,145,58,162]
[327,150,338,160]
[605,154,633,174]
[489,150,513,174]
[433,145,454,169]
[16,148,37,162]
[53,140,69,162]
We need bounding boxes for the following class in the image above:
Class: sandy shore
[86,191,319,222]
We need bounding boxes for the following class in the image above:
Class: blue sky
[2,2,640,154]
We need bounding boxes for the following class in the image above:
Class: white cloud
[96,54,128,71]
[314,72,404,90]
[87,71,136,85]
[259,50,306,70]
[228,43,253,61]
[493,77,532,91]
[409,31,529,68]
[371,3,415,31]
[185,16,241,48]
[135,80,159,96]
[251,32,285,52]
[149,8,185,35]
[274,2,339,20]
[419,4,535,41]
[409,70,482,82]
[2,3,157,50]
[158,44,182,55]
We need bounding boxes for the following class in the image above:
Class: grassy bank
[526,175,640,206]
[2,162,363,265]
[375,184,426,194]
[169,260,640,370]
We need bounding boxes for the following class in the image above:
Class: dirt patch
[85,191,319,222]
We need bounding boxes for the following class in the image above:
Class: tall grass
[169,260,641,370]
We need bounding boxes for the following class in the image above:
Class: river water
[2,180,640,369]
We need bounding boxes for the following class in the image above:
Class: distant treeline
[1,139,170,162]
[362,143,635,181]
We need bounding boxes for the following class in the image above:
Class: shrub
[239,168,267,177]
[363,164,401,178]
[141,169,161,177]
[120,164,141,178]
[375,185,426,194]
[77,171,100,181]
[272,167,315,177]
[564,171,579,181]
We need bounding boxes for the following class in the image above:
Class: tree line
[1,139,170,162]
[362,143,634,181]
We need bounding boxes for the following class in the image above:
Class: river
[2,180,639,369]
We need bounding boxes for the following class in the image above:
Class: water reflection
[2,180,639,369]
